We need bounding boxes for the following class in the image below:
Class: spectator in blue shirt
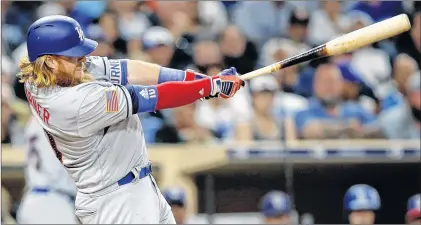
[295,63,383,139]
[349,1,404,22]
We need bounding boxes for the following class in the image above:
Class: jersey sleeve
[85,56,128,85]
[76,83,133,137]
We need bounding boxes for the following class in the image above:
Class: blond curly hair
[17,55,94,88]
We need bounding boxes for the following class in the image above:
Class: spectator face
[393,54,418,94]
[271,49,299,89]
[156,1,193,28]
[180,1,198,22]
[147,45,174,67]
[252,91,275,115]
[409,90,421,110]
[193,41,224,75]
[314,64,343,106]
[99,13,119,43]
[155,1,178,27]
[171,205,186,224]
[220,25,246,57]
[58,0,76,11]
[288,10,309,42]
[348,210,375,225]
[289,23,308,43]
[322,1,342,16]
[265,215,290,225]
[272,49,298,86]
[342,81,360,101]
[109,0,137,14]
[250,77,278,115]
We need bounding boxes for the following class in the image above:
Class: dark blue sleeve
[124,85,158,114]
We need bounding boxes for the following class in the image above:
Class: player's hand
[209,67,245,99]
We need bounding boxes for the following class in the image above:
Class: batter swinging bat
[240,14,411,81]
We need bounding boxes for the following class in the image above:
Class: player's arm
[85,56,207,86]
[77,69,244,137]
[126,60,207,85]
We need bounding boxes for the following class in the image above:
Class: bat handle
[240,63,281,81]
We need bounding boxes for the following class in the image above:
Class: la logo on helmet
[75,27,84,41]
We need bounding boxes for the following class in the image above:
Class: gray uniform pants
[75,175,176,224]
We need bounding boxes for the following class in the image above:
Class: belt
[32,187,76,202]
[117,163,152,186]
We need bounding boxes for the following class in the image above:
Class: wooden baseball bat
[240,14,411,81]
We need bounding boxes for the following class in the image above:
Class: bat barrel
[240,14,411,81]
[325,14,411,56]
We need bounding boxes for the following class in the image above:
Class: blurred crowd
[2,0,421,147]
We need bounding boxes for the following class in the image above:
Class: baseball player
[259,191,292,224]
[17,117,78,224]
[406,194,420,224]
[162,187,187,224]
[16,52,137,224]
[344,184,381,225]
[17,15,244,224]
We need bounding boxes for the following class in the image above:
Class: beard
[55,61,94,87]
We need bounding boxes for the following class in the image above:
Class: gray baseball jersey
[24,56,149,194]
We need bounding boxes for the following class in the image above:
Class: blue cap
[406,194,420,221]
[260,191,291,217]
[344,184,381,211]
[408,194,420,211]
[163,187,185,206]
[26,15,97,62]
[142,26,174,50]
[337,62,362,84]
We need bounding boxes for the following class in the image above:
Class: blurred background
[1,0,420,224]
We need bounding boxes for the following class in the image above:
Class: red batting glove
[210,67,245,99]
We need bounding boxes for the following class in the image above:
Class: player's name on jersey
[25,88,50,125]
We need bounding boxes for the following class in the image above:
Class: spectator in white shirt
[237,75,308,141]
[348,11,392,92]
[307,0,350,46]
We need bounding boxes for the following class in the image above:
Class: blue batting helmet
[406,194,420,221]
[26,15,98,62]
[260,191,292,217]
[344,184,381,211]
[163,187,186,206]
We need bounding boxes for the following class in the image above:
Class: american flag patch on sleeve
[105,89,119,112]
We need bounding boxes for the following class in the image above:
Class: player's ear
[44,55,58,69]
